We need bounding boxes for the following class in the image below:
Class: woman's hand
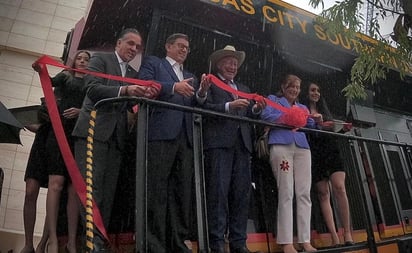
[25,123,42,133]
[310,113,323,123]
[320,120,335,131]
[63,107,80,119]
[32,62,42,72]
[342,122,353,132]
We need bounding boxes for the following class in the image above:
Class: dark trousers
[147,131,194,253]
[204,139,251,251]
[75,137,122,244]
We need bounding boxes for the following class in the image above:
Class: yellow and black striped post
[85,109,97,252]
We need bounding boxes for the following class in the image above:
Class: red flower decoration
[280,160,289,171]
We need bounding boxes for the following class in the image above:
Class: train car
[60,0,412,252]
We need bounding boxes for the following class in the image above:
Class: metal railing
[93,97,412,253]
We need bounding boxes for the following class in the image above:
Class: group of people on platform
[20,28,354,253]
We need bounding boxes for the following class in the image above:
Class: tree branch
[365,0,404,15]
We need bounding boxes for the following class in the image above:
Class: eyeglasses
[175,43,190,53]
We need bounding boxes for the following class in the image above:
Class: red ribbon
[34,55,164,241]
[35,60,108,239]
[206,74,309,128]
[34,55,310,241]
[37,55,162,90]
[206,74,266,106]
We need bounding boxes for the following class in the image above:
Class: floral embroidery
[280,160,289,171]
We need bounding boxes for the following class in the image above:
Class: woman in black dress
[300,82,354,246]
[45,50,90,253]
[31,50,90,253]
[21,50,90,253]
[21,119,51,253]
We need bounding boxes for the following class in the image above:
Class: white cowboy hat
[209,45,245,69]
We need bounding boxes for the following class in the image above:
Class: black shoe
[330,244,343,248]
[91,244,112,253]
[91,236,112,253]
[231,247,263,253]
[344,241,355,246]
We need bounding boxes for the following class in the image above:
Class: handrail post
[192,113,209,252]
[349,139,378,253]
[136,102,148,253]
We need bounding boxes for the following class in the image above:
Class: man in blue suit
[138,33,209,253]
[199,45,265,253]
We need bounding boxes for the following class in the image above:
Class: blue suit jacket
[260,95,316,149]
[138,56,198,144]
[201,77,257,153]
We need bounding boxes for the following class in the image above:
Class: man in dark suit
[72,28,159,252]
[138,33,209,253]
[199,45,265,253]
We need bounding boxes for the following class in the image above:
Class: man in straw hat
[198,45,265,253]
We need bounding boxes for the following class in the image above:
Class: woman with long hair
[21,51,90,253]
[31,50,91,253]
[300,82,353,246]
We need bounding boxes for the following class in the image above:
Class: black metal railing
[93,97,412,253]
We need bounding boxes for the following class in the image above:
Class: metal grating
[398,237,412,253]
[367,142,400,226]
[338,139,367,230]
[388,150,412,210]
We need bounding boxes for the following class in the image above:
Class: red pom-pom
[279,105,308,128]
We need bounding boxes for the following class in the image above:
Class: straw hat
[209,45,245,69]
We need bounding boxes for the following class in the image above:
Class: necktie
[224,79,238,100]
[120,62,127,77]
[174,63,184,81]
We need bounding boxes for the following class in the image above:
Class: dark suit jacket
[138,56,198,145]
[201,77,257,153]
[72,52,138,149]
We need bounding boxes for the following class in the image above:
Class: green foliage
[344,41,388,99]
[309,0,411,100]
